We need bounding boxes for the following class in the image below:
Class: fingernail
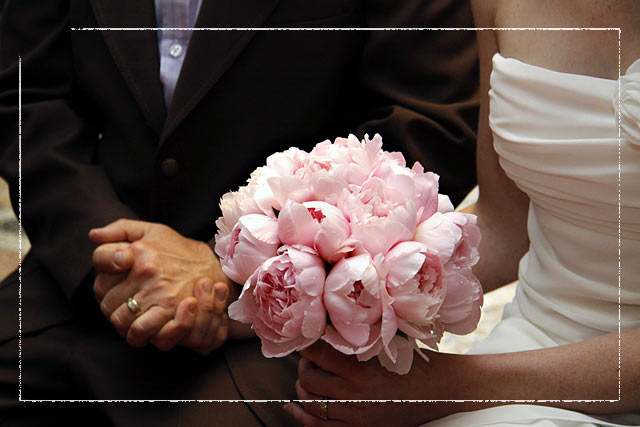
[114,251,128,268]
[215,286,227,302]
[188,302,197,314]
[204,281,213,295]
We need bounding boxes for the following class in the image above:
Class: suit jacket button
[160,158,179,177]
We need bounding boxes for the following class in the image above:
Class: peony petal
[277,201,319,247]
[377,335,414,375]
[227,299,251,324]
[437,268,483,335]
[415,212,462,264]
[322,324,381,356]
[437,194,454,213]
[301,298,327,339]
[331,320,372,348]
[324,255,371,293]
[384,242,426,287]
[396,317,435,341]
[238,214,279,245]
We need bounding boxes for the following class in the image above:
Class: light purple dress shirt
[154,0,203,108]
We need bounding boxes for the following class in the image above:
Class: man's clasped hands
[89,219,232,354]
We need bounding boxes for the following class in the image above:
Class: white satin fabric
[426,54,640,426]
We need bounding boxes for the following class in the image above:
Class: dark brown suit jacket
[0,0,477,424]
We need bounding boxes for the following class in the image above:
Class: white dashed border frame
[17,27,624,406]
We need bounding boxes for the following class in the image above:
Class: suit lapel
[160,0,280,143]
[90,0,167,135]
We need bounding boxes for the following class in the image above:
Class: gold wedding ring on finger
[319,400,328,420]
[126,296,142,314]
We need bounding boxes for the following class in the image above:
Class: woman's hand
[285,341,472,427]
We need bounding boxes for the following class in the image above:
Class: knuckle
[297,373,312,392]
[93,283,104,300]
[128,322,147,340]
[101,300,113,317]
[192,330,208,348]
[92,247,102,264]
[297,359,306,378]
[200,300,216,314]
[130,240,147,254]
[176,314,194,330]
[135,260,158,277]
[110,312,128,336]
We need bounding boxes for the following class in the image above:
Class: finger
[181,278,216,348]
[283,402,345,427]
[100,278,141,319]
[296,379,325,416]
[99,260,159,317]
[109,298,141,337]
[89,219,152,244]
[300,340,358,377]
[180,279,229,350]
[296,382,360,426]
[297,357,351,400]
[126,305,175,347]
[194,312,228,355]
[201,282,229,354]
[150,297,198,351]
[193,282,229,351]
[212,281,229,315]
[93,243,134,274]
[93,271,126,302]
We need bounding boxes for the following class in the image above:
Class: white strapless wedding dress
[426,53,640,426]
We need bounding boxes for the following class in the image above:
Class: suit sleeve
[0,0,138,302]
[357,0,479,205]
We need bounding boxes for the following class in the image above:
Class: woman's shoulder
[487,0,640,80]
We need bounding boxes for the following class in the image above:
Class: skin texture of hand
[285,341,471,427]
[90,219,230,353]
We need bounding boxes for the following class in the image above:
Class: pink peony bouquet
[215,134,482,374]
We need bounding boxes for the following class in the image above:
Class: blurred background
[0,176,515,354]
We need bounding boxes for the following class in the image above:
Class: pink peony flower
[215,214,280,285]
[347,197,419,256]
[414,211,482,337]
[436,267,483,336]
[228,245,327,357]
[383,242,446,344]
[215,183,265,239]
[277,200,354,263]
[448,214,481,269]
[322,254,397,357]
[307,134,379,187]
[251,147,312,214]
[414,211,479,267]
[215,133,483,375]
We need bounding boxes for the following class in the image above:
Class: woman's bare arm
[469,0,530,294]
